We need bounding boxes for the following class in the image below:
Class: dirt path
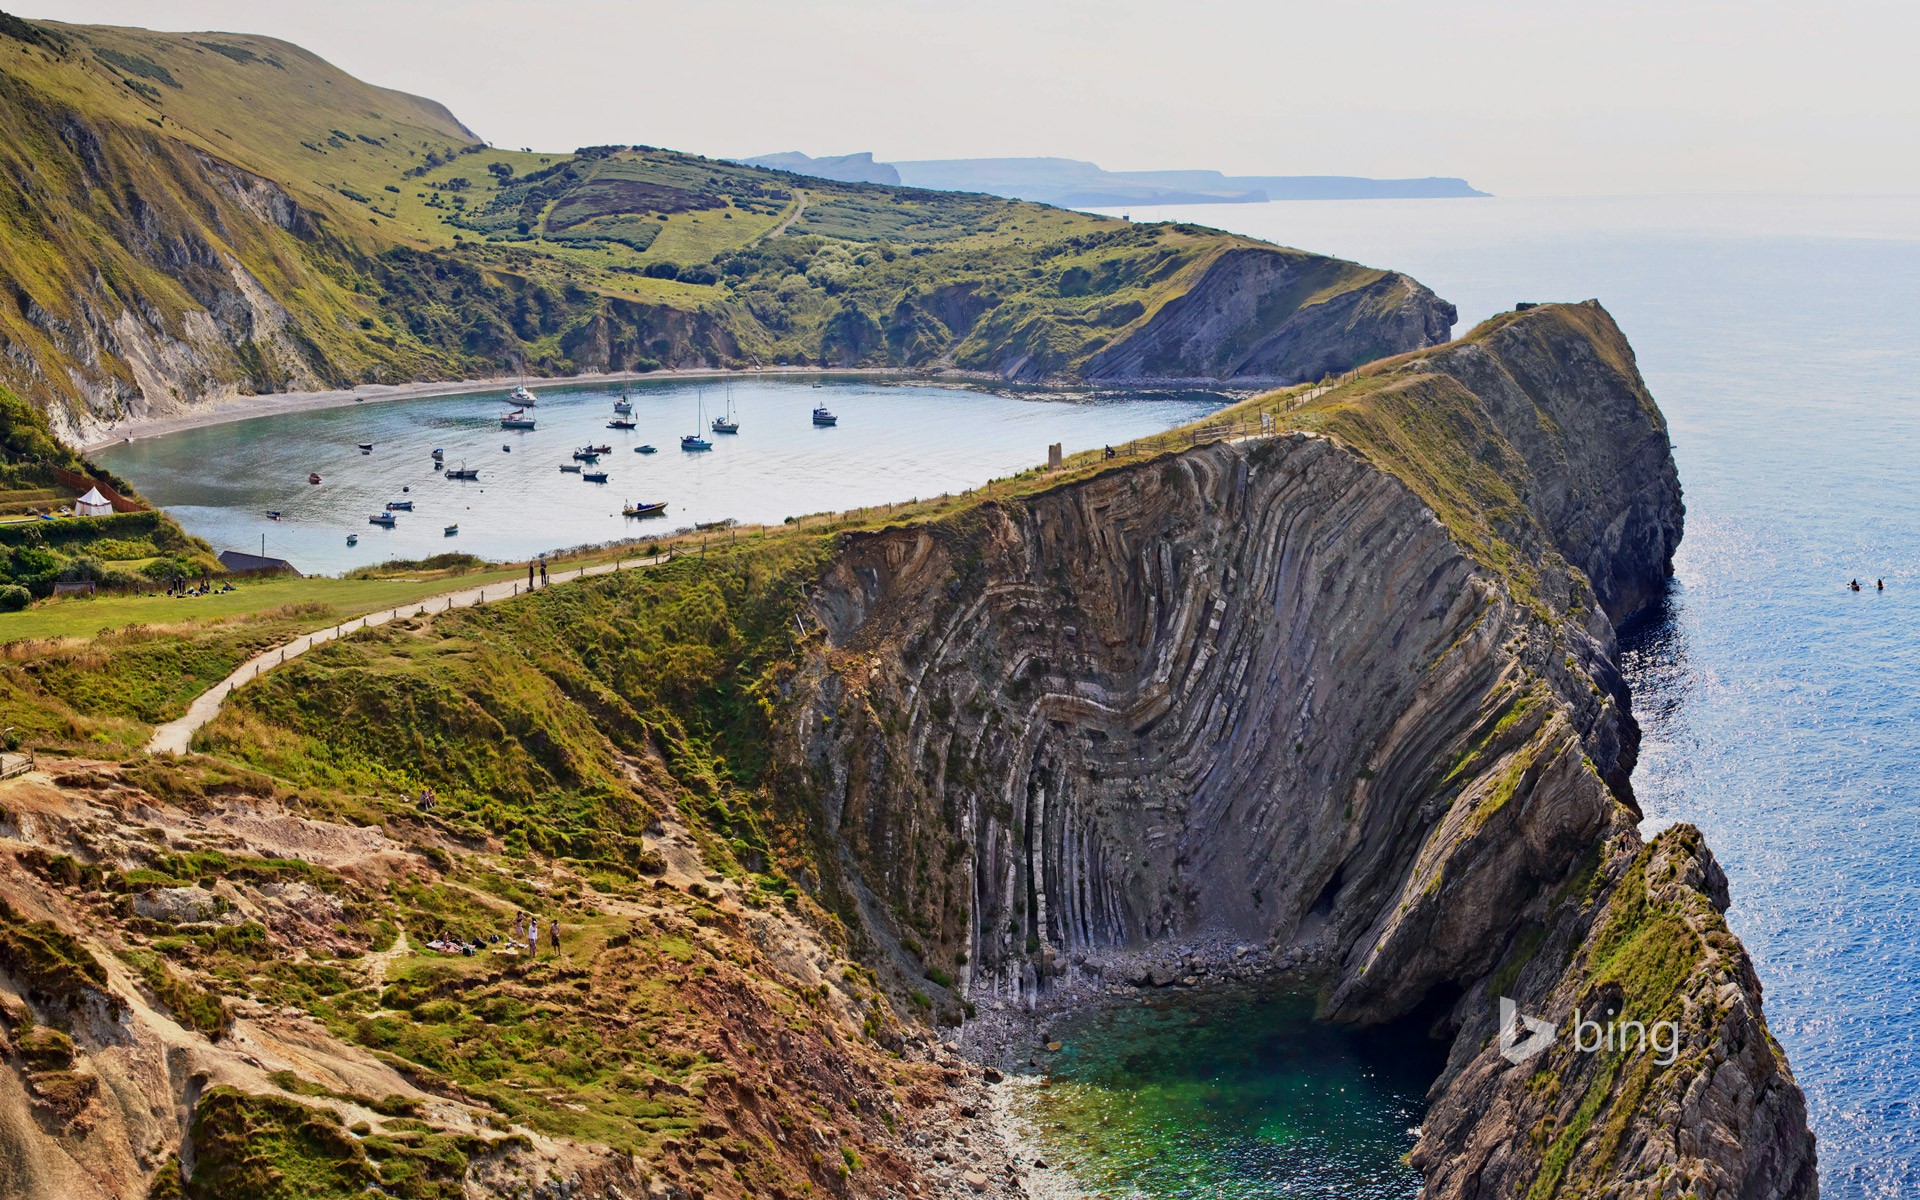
[766,188,808,238]
[145,553,668,755]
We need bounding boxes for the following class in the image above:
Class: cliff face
[1081,247,1457,385]
[791,303,1812,1198]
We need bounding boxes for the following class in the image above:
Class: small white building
[73,487,112,518]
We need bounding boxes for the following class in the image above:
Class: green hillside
[0,12,1452,442]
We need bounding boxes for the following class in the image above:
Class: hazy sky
[25,0,1920,195]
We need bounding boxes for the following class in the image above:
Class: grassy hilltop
[0,12,1452,441]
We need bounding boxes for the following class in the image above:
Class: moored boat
[308,473,322,485]
[589,443,612,454]
[386,500,413,511]
[681,434,712,451]
[446,465,479,480]
[573,448,600,461]
[559,463,582,473]
[635,444,657,454]
[812,405,838,426]
[346,533,358,546]
[608,418,637,429]
[623,501,668,517]
[444,524,459,536]
[613,394,633,415]
[369,512,397,527]
[510,384,536,405]
[501,409,536,430]
[582,470,609,483]
[358,442,374,453]
[431,447,444,461]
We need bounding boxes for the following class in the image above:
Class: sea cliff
[791,301,1813,1197]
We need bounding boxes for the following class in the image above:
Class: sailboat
[613,389,633,416]
[682,388,714,451]
[711,384,739,434]
[509,382,537,406]
[501,408,536,430]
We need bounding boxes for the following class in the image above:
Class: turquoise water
[95,378,1223,576]
[1102,193,1920,1197]
[1015,985,1440,1198]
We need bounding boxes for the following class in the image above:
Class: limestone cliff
[790,301,1813,1197]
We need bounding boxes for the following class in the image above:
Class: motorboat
[573,448,600,462]
[588,443,612,454]
[265,510,282,520]
[386,500,413,511]
[358,442,374,453]
[812,405,838,426]
[608,418,637,430]
[346,533,358,546]
[582,470,609,483]
[446,465,480,480]
[635,444,657,454]
[369,512,397,527]
[623,501,668,518]
[308,473,322,485]
[431,448,444,461]
[444,524,459,536]
[559,463,582,473]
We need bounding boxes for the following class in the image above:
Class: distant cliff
[749,152,1488,206]
[790,302,1814,1198]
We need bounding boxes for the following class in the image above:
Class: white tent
[73,487,112,517]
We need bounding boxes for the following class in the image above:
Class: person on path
[539,561,547,587]
[528,562,535,588]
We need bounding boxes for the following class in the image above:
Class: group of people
[165,577,234,597]
[422,912,562,958]
[1848,578,1887,592]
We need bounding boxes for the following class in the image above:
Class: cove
[1005,984,1445,1198]
[93,376,1224,577]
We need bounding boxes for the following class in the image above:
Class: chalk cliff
[791,301,1814,1198]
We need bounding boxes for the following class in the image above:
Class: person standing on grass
[550,917,561,954]
[527,916,539,956]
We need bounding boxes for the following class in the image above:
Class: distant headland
[741,151,1489,205]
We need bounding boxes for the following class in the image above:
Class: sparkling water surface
[94,378,1223,577]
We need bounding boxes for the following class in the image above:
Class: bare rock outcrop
[791,302,1812,1198]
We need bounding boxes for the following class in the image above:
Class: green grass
[0,566,521,642]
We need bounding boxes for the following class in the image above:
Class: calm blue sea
[1105,193,1920,1197]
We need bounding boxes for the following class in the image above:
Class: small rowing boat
[444,524,459,536]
